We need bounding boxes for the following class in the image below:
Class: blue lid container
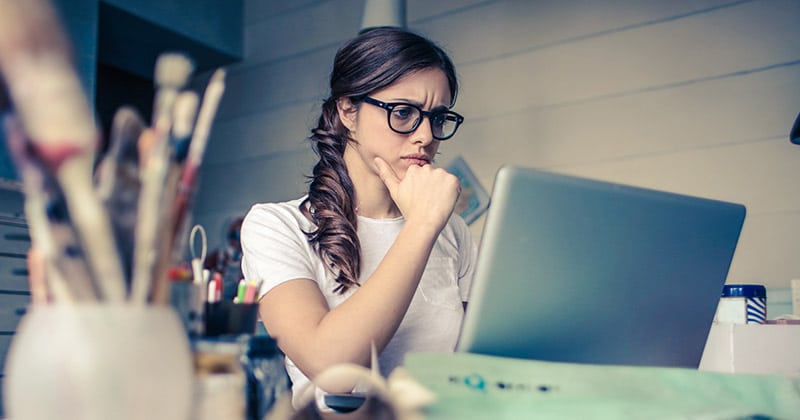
[721,284,766,298]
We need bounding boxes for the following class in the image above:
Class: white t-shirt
[240,197,476,402]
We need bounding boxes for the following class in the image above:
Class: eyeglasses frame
[360,96,464,140]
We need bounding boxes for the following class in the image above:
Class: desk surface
[403,351,800,419]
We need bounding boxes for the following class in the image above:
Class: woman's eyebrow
[386,97,450,112]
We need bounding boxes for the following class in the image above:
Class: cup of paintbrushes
[3,304,195,420]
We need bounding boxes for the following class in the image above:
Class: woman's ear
[336,98,358,133]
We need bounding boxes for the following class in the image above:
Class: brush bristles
[154,53,194,89]
[172,92,198,139]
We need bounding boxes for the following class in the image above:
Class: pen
[243,279,260,304]
[206,280,215,303]
[235,278,246,303]
[207,271,223,303]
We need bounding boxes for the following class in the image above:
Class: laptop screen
[456,166,746,368]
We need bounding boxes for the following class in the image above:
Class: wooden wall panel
[194,0,800,287]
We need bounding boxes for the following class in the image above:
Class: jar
[714,284,767,324]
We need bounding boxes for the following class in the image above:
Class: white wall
[192,0,800,290]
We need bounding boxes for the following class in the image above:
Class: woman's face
[341,67,453,181]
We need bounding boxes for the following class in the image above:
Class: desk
[402,352,800,419]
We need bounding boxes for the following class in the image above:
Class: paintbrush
[4,114,98,303]
[130,53,194,304]
[94,106,146,288]
[170,91,199,162]
[0,0,126,302]
[149,91,199,304]
[151,53,194,128]
[168,69,226,263]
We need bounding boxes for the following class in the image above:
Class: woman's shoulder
[445,212,471,238]
[244,197,311,230]
[248,197,305,215]
[430,212,473,253]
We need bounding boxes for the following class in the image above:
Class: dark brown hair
[300,27,459,294]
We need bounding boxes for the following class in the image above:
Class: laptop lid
[456,165,746,368]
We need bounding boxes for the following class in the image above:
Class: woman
[240,27,476,407]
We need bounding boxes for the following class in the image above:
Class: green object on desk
[404,352,800,419]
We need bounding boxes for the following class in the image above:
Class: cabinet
[0,187,29,417]
[700,323,800,376]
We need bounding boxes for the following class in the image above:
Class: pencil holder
[204,301,259,337]
[3,304,194,420]
[171,281,205,337]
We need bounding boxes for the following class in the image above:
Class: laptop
[456,165,746,368]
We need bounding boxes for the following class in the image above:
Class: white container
[3,305,194,420]
[714,284,767,324]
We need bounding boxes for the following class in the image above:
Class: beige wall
[193,0,800,290]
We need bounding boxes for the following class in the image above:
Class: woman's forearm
[272,220,440,379]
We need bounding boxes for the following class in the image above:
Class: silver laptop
[456,165,746,368]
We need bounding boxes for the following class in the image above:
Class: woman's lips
[402,155,431,166]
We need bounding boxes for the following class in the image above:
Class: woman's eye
[431,114,446,127]
[392,106,415,120]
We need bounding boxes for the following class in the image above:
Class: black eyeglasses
[361,96,464,140]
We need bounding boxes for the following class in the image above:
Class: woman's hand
[373,157,460,233]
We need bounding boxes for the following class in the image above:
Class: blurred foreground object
[0,0,226,419]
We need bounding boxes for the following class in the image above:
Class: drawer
[0,255,28,292]
[0,333,9,419]
[0,367,4,418]
[0,334,12,374]
[0,294,29,332]
[0,220,30,255]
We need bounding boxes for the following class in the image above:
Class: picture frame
[446,156,490,225]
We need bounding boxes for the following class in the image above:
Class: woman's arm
[258,159,459,381]
[259,217,440,378]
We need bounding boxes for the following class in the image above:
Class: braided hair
[300,27,459,294]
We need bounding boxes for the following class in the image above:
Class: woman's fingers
[373,157,401,196]
[374,158,460,231]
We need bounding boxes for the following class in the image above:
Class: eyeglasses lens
[388,105,458,139]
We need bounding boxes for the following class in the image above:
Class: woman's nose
[410,116,435,146]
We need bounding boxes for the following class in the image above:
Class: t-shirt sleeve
[240,203,317,300]
[453,215,477,302]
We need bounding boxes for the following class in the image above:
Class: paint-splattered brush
[0,0,126,301]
